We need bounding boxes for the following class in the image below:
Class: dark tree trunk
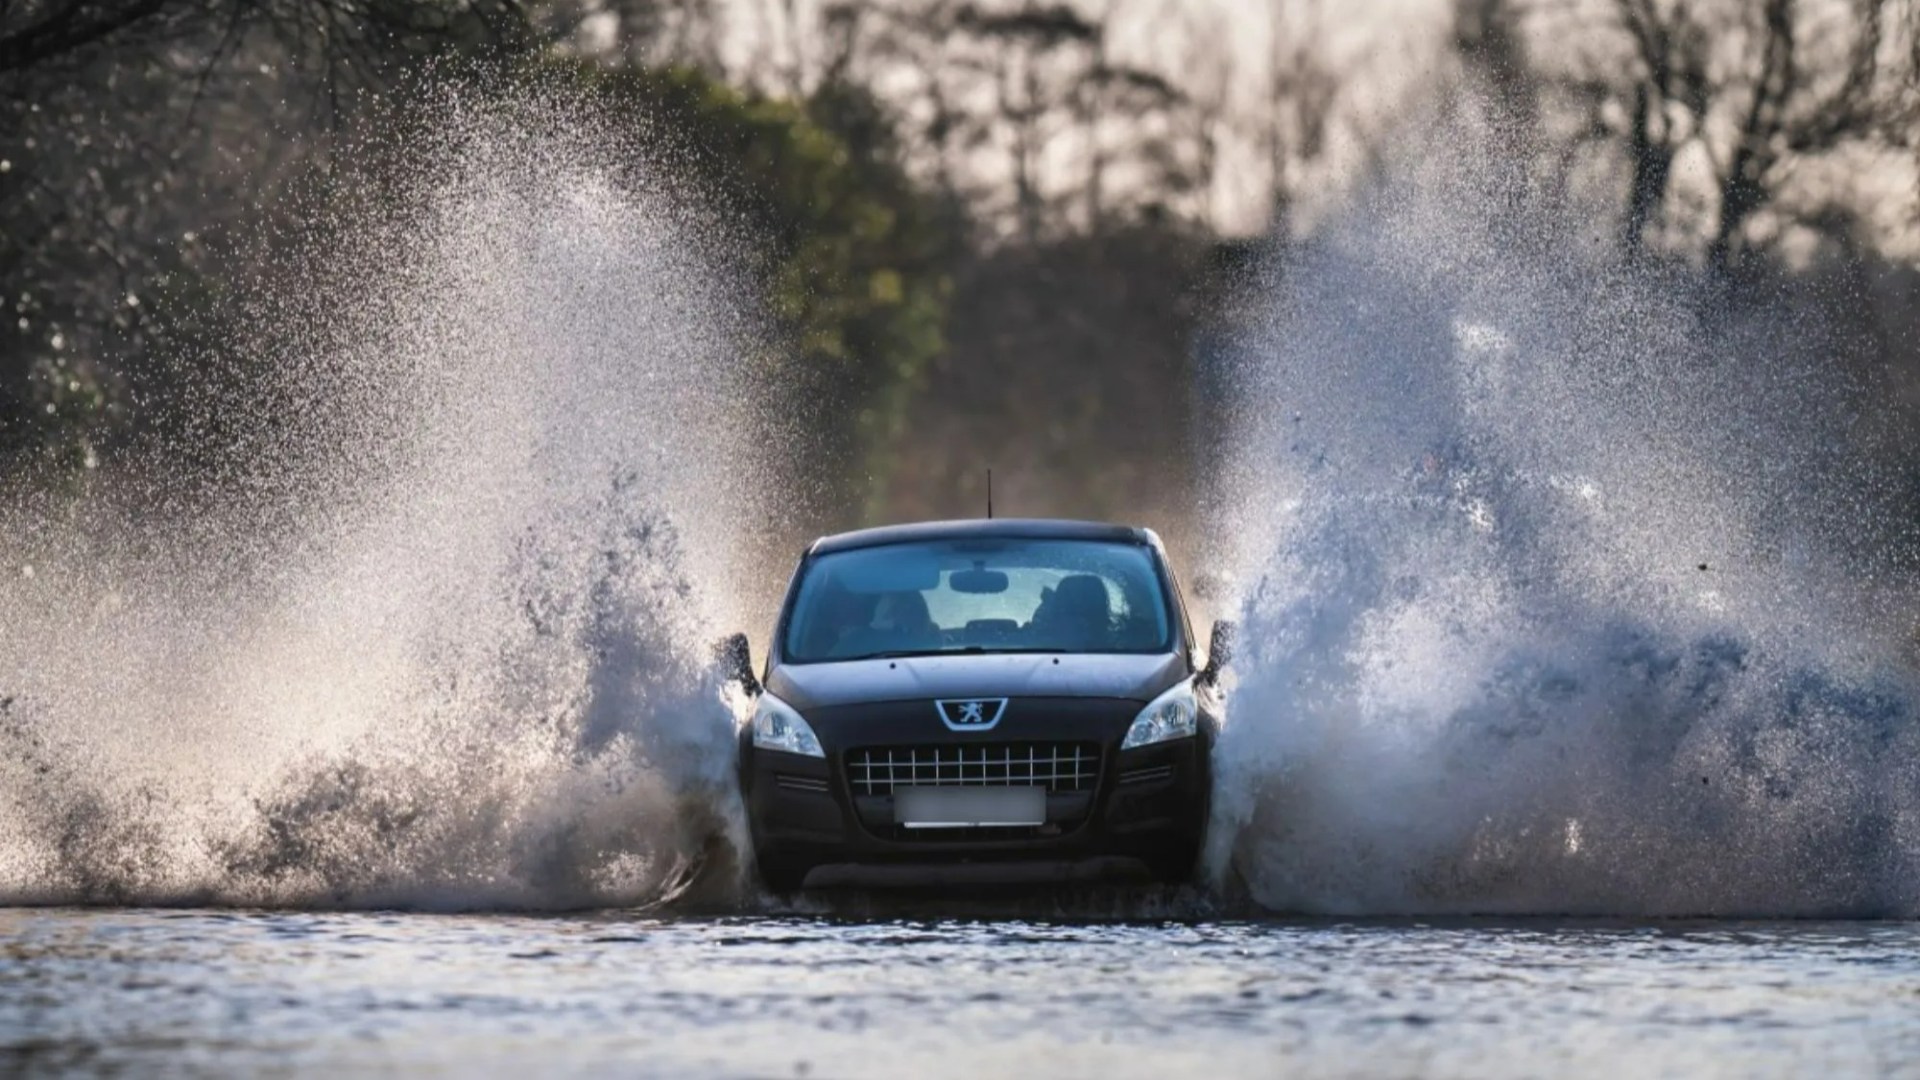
[1623,81,1673,253]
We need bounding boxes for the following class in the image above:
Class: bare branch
[0,0,169,73]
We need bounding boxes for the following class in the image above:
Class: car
[717,518,1233,893]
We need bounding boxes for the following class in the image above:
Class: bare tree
[1707,0,1916,269]
[1608,0,1708,251]
[533,0,723,70]
[1550,0,1919,267]
[1171,7,1236,228]
[816,1,1192,240]
[953,3,1101,239]
[1262,0,1339,235]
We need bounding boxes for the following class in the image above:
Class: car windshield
[783,537,1174,663]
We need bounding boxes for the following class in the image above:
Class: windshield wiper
[836,649,950,661]
[835,646,1068,662]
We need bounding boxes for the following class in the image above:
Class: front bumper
[742,704,1210,890]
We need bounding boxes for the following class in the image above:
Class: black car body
[722,518,1231,892]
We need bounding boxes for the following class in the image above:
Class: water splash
[1207,101,1920,917]
[0,79,767,910]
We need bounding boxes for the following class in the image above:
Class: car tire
[1149,845,1201,885]
[757,856,810,895]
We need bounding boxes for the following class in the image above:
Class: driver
[833,589,939,657]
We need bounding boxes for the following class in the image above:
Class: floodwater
[4,909,1917,1078]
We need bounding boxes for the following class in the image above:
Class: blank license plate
[894,786,1046,827]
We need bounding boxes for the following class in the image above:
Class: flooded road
[4,909,1917,1077]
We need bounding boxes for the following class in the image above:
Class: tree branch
[0,0,172,73]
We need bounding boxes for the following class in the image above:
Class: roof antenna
[986,469,994,519]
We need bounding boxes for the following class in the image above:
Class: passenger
[872,590,939,646]
[1030,574,1112,650]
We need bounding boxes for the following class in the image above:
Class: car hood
[765,652,1188,712]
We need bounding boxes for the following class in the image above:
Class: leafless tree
[1549,0,1919,267]
[1169,5,1236,228]
[1261,0,1339,235]
[535,0,722,71]
[803,2,1192,240]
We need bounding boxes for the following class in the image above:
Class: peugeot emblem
[936,698,1007,731]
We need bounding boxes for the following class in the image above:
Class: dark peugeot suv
[719,519,1232,892]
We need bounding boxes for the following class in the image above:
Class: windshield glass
[783,538,1173,663]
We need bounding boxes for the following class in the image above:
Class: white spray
[1207,101,1920,917]
[0,80,768,909]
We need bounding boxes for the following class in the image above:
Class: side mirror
[716,632,761,695]
[1200,619,1235,685]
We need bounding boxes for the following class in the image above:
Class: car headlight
[1121,680,1198,749]
[751,692,824,757]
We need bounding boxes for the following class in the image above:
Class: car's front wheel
[1147,844,1202,885]
[756,853,810,895]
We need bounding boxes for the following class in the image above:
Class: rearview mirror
[716,632,760,695]
[950,567,1009,594]
[1201,619,1235,685]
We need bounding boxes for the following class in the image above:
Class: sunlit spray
[0,76,775,909]
[1205,98,1920,917]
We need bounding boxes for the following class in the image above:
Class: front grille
[846,742,1101,797]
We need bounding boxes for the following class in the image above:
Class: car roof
[808,518,1157,556]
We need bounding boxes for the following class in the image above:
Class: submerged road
[2,909,1917,1077]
